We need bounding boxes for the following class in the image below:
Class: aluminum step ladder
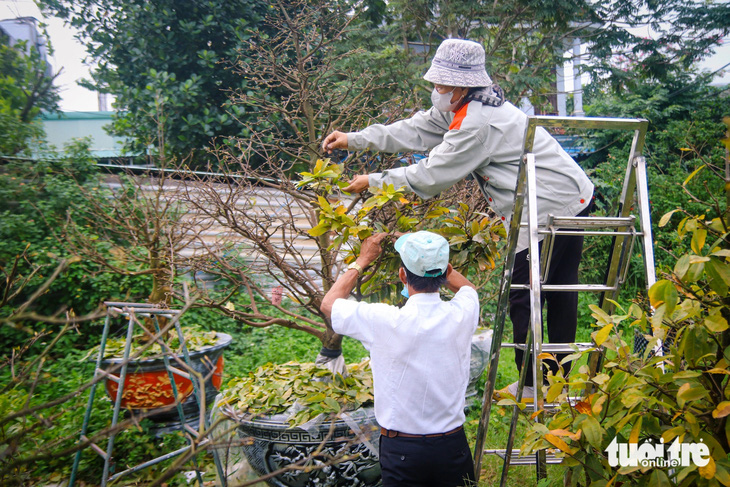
[69,302,225,487]
[472,116,657,485]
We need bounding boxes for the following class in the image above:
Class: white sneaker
[494,381,534,402]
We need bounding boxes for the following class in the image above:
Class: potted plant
[57,106,233,425]
[217,360,380,486]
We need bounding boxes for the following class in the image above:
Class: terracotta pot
[225,406,381,487]
[102,332,232,421]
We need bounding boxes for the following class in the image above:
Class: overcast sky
[2,0,728,112]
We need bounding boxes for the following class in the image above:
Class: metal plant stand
[69,302,226,486]
[472,116,657,485]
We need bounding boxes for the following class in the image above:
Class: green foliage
[0,34,59,158]
[299,158,504,303]
[88,326,219,360]
[379,0,729,110]
[0,140,155,353]
[522,119,730,486]
[579,77,729,297]
[221,360,374,426]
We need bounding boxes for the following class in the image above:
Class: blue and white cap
[394,231,449,277]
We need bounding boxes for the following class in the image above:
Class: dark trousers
[509,206,589,387]
[379,429,475,487]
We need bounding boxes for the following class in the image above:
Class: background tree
[383,0,729,112]
[37,0,271,167]
[0,34,59,159]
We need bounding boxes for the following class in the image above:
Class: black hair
[402,265,447,293]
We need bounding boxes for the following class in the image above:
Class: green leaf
[708,256,730,286]
[676,382,708,408]
[674,254,691,279]
[648,280,677,316]
[577,414,604,450]
[648,469,672,487]
[323,397,341,413]
[308,222,330,237]
[705,314,729,332]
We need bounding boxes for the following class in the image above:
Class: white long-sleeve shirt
[347,101,594,252]
[331,287,479,435]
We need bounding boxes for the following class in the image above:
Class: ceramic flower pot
[224,406,381,487]
[102,332,232,421]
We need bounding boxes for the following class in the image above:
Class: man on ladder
[322,37,594,400]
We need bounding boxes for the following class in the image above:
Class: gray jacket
[346,101,594,252]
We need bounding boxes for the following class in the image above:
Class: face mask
[401,286,410,299]
[431,87,460,112]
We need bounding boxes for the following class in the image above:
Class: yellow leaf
[699,455,716,480]
[629,416,642,444]
[544,433,575,455]
[592,395,607,415]
[550,428,581,441]
[593,323,613,346]
[547,383,564,403]
[659,209,679,227]
[713,401,730,419]
[707,368,730,375]
[661,425,685,443]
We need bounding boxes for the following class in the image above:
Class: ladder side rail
[618,233,639,286]
[166,317,208,486]
[101,312,138,487]
[591,125,649,380]
[539,223,557,282]
[69,311,113,487]
[525,153,548,482]
[500,331,535,487]
[152,316,197,432]
[472,150,529,480]
[107,443,199,483]
[168,307,228,485]
[634,156,657,289]
[600,124,649,310]
[526,115,649,131]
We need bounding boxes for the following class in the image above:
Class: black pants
[379,429,475,487]
[509,206,589,387]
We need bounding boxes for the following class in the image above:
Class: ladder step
[520,396,583,412]
[545,215,636,229]
[483,449,564,465]
[492,395,582,411]
[510,283,618,292]
[501,342,595,353]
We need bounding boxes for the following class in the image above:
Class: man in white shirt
[320,231,479,486]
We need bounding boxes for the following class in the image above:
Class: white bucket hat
[395,231,450,277]
[423,39,492,88]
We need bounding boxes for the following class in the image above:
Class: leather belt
[380,425,463,439]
